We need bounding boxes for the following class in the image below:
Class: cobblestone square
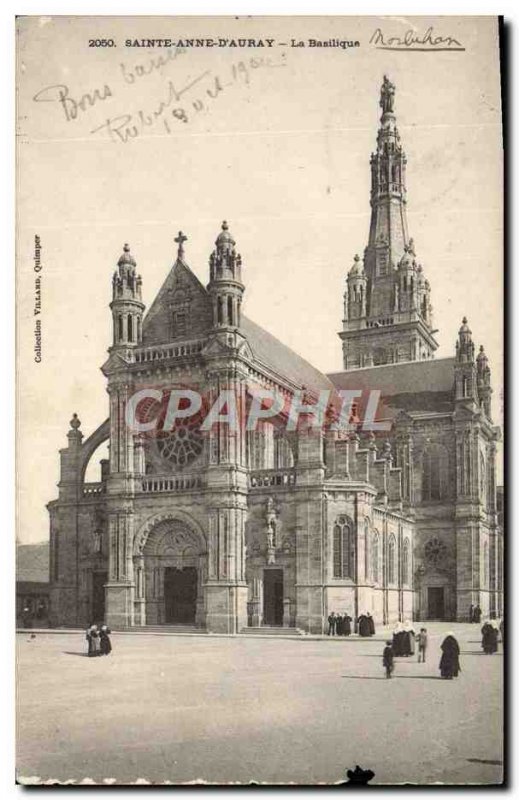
[16,623,503,785]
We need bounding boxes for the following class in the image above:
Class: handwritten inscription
[33,83,113,122]
[32,48,286,142]
[370,27,465,51]
[91,56,285,144]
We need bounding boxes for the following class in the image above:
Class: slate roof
[327,358,456,421]
[241,315,334,391]
[16,542,50,583]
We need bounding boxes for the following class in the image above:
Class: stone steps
[240,626,305,636]
[130,625,206,635]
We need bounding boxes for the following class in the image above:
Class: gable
[142,258,212,345]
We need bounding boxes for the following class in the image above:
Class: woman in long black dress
[482,621,498,654]
[86,624,100,657]
[439,632,461,679]
[99,624,112,655]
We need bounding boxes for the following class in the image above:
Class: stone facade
[48,77,502,630]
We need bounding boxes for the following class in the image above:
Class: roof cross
[174,230,188,258]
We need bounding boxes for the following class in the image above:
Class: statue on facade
[266,497,278,564]
[380,75,395,114]
[91,529,102,554]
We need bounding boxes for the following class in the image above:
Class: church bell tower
[339,76,439,369]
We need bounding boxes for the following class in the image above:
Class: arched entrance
[134,516,207,627]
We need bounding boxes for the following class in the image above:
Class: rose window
[135,390,204,470]
[156,417,203,467]
[424,537,447,566]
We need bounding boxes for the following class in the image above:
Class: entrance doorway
[427,587,445,619]
[263,569,283,626]
[164,567,198,624]
[92,571,107,623]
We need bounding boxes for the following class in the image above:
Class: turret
[207,221,245,329]
[454,317,478,406]
[477,345,493,419]
[344,254,367,320]
[110,244,145,347]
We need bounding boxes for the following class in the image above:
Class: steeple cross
[174,231,188,258]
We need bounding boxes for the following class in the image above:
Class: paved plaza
[16,623,503,785]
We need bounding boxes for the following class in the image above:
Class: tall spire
[339,77,438,370]
[366,75,408,285]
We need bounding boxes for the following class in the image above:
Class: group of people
[391,621,428,659]
[383,629,459,679]
[326,612,353,636]
[469,604,482,623]
[481,619,502,654]
[326,612,375,637]
[86,623,112,657]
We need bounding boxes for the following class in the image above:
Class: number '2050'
[88,39,116,47]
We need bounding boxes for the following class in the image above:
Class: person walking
[99,624,112,656]
[382,640,394,679]
[86,624,100,657]
[416,628,428,662]
[481,620,498,654]
[439,632,461,679]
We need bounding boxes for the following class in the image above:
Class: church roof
[242,315,335,391]
[142,254,333,391]
[327,358,456,420]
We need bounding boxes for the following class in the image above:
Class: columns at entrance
[205,503,248,633]
[105,507,135,628]
[203,358,249,634]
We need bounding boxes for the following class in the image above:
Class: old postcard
[16,15,504,785]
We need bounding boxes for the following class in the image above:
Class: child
[382,640,394,678]
[416,627,428,662]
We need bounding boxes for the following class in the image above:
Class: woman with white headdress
[392,621,405,657]
[403,620,416,657]
[439,631,461,679]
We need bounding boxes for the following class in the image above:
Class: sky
[16,15,503,543]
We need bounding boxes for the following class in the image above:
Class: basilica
[48,77,502,633]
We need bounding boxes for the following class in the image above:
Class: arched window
[402,538,410,585]
[127,314,133,342]
[333,516,354,579]
[388,534,396,584]
[118,314,123,341]
[227,296,234,326]
[136,316,141,342]
[372,531,380,583]
[217,296,224,325]
[422,444,448,501]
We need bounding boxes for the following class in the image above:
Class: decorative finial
[70,413,81,430]
[222,220,229,231]
[118,243,136,268]
[174,231,188,258]
[462,316,468,325]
